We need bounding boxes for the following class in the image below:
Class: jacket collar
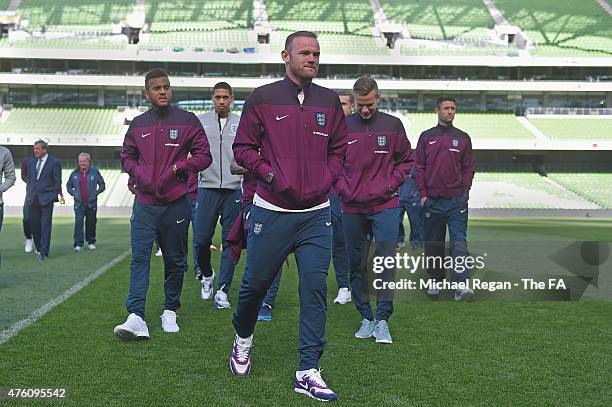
[151,105,172,118]
[436,122,454,131]
[282,75,313,98]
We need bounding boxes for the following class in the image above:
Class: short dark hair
[352,76,378,97]
[338,92,354,104]
[144,68,169,90]
[213,82,233,95]
[34,139,48,150]
[436,95,456,107]
[284,31,318,52]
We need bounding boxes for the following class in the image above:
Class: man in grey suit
[195,82,243,308]
[25,140,62,260]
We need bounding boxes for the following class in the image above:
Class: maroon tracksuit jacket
[415,123,475,199]
[337,111,413,213]
[232,76,347,210]
[121,106,212,205]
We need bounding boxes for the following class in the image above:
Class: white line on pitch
[0,250,130,345]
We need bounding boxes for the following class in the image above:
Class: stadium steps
[516,117,550,142]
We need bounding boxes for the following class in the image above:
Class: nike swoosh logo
[326,221,332,226]
[141,133,151,138]
[176,219,186,224]
[348,140,358,145]
[275,115,289,121]
[460,208,467,213]
[298,381,309,389]
[429,140,437,144]
[235,199,241,203]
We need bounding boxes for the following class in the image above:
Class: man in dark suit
[25,140,62,260]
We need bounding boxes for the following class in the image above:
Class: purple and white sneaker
[294,369,338,402]
[229,334,252,376]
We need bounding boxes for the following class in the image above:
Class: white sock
[236,334,253,344]
[296,368,316,378]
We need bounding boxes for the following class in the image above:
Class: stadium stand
[146,0,253,28]
[0,107,124,136]
[470,172,600,209]
[400,43,518,57]
[403,113,537,143]
[379,0,493,41]
[16,0,133,30]
[527,117,612,141]
[266,0,373,32]
[547,173,612,208]
[495,0,612,57]
[270,29,388,55]
[140,0,256,51]
[266,1,389,55]
[144,29,254,51]
[4,38,127,49]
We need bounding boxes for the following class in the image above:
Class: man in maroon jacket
[114,68,212,340]
[337,76,413,345]
[415,95,476,301]
[230,31,346,402]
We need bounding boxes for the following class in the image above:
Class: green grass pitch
[0,216,610,406]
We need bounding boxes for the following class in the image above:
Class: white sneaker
[25,239,33,253]
[155,248,162,257]
[88,244,96,250]
[294,368,338,402]
[333,287,351,304]
[454,287,474,302]
[74,246,82,252]
[214,289,231,309]
[427,287,441,298]
[160,310,179,333]
[113,313,150,340]
[229,334,253,376]
[201,271,215,300]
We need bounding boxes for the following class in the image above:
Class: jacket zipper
[153,114,161,198]
[219,115,223,189]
